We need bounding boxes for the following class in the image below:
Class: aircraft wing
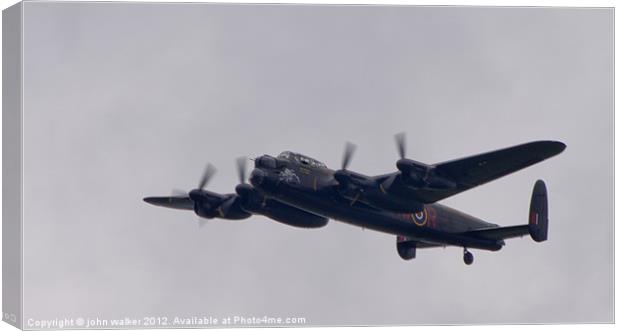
[383,141,565,203]
[143,196,194,210]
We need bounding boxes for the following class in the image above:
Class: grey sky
[20,3,612,326]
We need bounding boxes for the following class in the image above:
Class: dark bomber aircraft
[144,134,565,265]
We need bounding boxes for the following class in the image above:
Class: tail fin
[528,180,548,242]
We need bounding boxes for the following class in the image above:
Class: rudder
[529,180,549,242]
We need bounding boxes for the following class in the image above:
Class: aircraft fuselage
[249,154,503,251]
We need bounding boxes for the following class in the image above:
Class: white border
[0,1,615,331]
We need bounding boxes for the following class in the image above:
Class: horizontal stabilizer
[464,180,550,244]
[465,225,530,241]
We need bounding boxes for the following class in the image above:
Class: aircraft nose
[250,169,265,186]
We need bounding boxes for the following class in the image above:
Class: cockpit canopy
[278,151,327,169]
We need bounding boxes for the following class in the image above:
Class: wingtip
[559,142,567,152]
[143,197,158,205]
[142,195,195,210]
[549,141,567,154]
[532,140,566,156]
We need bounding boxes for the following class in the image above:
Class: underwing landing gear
[463,248,474,265]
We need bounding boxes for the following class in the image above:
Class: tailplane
[528,180,549,242]
[463,180,550,243]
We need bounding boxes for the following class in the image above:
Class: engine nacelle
[396,159,456,189]
[396,159,430,186]
[396,236,417,260]
[190,190,225,219]
[194,202,217,219]
[195,196,251,220]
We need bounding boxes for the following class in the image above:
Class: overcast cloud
[20,3,613,325]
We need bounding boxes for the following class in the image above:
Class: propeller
[168,163,218,227]
[192,163,218,228]
[380,132,411,191]
[166,164,216,200]
[395,132,406,159]
[233,156,258,208]
[393,132,424,184]
[219,156,254,217]
[341,142,357,170]
[197,163,217,190]
[236,156,247,184]
[145,160,252,223]
[333,142,358,192]
[391,132,452,189]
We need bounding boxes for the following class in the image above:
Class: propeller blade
[342,142,357,170]
[395,132,406,159]
[198,163,217,190]
[236,156,247,184]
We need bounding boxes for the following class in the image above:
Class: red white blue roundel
[411,209,427,226]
